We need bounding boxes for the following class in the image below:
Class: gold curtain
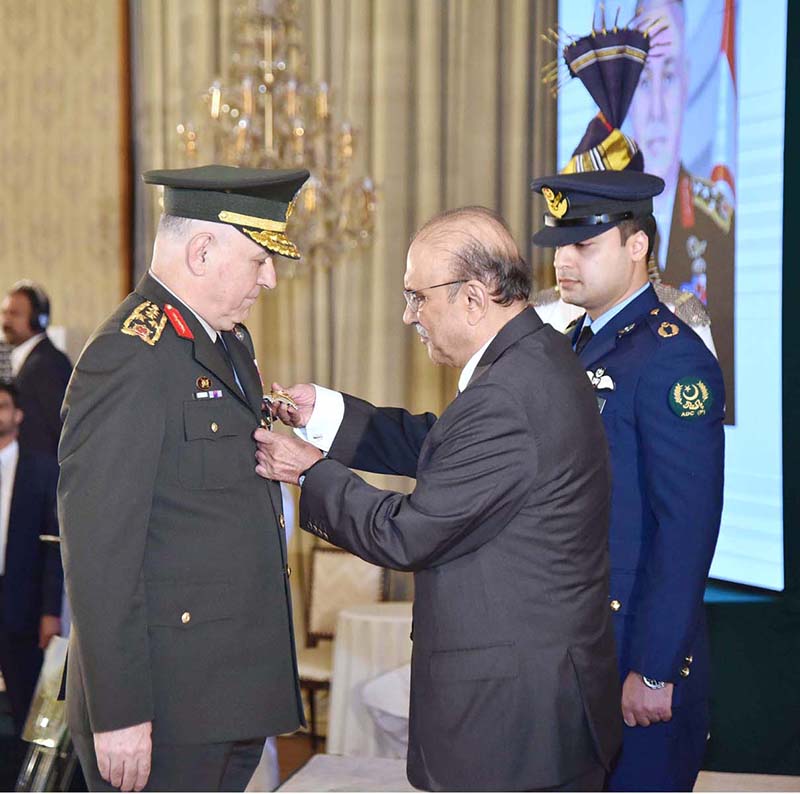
[0,0,129,357]
[131,0,558,615]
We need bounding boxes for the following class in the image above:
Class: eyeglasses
[402,280,466,313]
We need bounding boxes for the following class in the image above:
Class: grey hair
[412,206,531,305]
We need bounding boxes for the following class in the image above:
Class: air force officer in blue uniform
[531,171,725,791]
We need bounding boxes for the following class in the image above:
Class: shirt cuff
[294,384,344,453]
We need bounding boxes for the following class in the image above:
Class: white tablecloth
[326,602,413,758]
[277,753,416,791]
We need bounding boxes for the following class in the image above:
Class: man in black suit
[1,282,73,455]
[0,381,63,735]
[255,206,622,791]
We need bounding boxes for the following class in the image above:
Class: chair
[297,545,387,749]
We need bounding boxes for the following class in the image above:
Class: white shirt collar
[0,439,19,468]
[148,271,218,342]
[10,333,46,375]
[458,335,496,393]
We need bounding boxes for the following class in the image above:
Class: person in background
[1,282,72,456]
[0,380,62,737]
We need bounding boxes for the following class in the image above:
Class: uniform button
[685,655,693,664]
[210,422,219,433]
[285,565,292,578]
[279,514,286,529]
[181,611,191,624]
[610,599,621,612]
[680,666,690,678]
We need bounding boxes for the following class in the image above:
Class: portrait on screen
[623,0,738,422]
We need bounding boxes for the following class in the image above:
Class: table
[326,602,413,758]
[277,753,416,791]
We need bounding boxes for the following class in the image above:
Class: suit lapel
[7,454,30,544]
[191,331,249,406]
[222,331,263,416]
[578,286,660,368]
[135,274,250,410]
[466,307,545,389]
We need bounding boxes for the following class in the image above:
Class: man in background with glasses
[255,205,622,791]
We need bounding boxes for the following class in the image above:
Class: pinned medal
[586,367,615,391]
[261,390,299,432]
[617,323,636,337]
[264,390,298,410]
[197,376,212,391]
[658,321,680,338]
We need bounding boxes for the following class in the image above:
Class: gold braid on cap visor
[217,209,300,259]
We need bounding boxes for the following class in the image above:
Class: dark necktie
[216,336,243,393]
[574,325,594,355]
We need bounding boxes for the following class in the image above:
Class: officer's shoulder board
[530,285,560,308]
[120,301,194,346]
[681,172,733,234]
[120,300,167,346]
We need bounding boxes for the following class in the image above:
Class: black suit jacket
[301,307,622,791]
[59,274,303,744]
[2,449,63,634]
[15,336,73,455]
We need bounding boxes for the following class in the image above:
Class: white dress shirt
[10,333,46,376]
[0,440,20,576]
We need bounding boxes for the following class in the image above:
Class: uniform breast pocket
[178,399,255,490]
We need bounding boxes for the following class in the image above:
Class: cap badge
[658,321,680,338]
[669,377,713,419]
[542,187,569,219]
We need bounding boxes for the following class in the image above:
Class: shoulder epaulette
[120,300,167,346]
[690,174,733,233]
[530,286,560,308]
[645,305,682,341]
[654,284,712,327]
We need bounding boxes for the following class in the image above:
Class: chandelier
[177,0,377,273]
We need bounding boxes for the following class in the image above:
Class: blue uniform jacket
[573,285,724,705]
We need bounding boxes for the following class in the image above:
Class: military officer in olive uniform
[58,165,309,792]
[531,170,725,791]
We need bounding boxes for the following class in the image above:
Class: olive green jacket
[58,273,303,744]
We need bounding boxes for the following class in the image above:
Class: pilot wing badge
[587,367,615,391]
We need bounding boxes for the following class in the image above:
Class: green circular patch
[668,377,713,420]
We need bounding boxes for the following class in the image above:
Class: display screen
[556,0,786,589]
